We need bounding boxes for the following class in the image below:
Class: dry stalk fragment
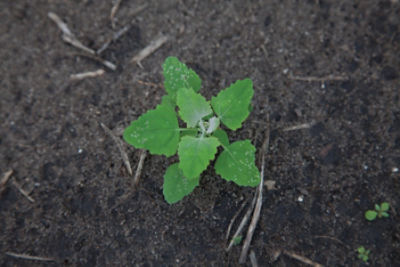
[131,35,169,68]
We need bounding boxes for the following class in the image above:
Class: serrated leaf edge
[214,140,260,186]
[178,136,220,179]
[211,78,254,130]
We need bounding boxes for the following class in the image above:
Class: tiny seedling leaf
[123,104,180,156]
[232,235,243,245]
[163,163,199,204]
[215,140,260,186]
[382,212,389,218]
[178,136,220,179]
[375,204,380,211]
[177,87,212,127]
[212,128,229,147]
[357,246,370,262]
[206,117,220,134]
[365,210,377,221]
[162,57,201,101]
[211,78,254,130]
[380,202,390,211]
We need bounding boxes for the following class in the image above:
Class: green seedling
[124,57,260,204]
[365,202,390,221]
[232,235,243,245]
[357,246,370,263]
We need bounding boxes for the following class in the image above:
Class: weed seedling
[124,57,260,203]
[232,235,243,246]
[357,246,370,263]
[365,202,390,221]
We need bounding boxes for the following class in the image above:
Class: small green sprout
[365,202,390,221]
[232,235,243,246]
[357,246,370,262]
[124,57,260,204]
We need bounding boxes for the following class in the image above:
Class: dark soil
[1,0,399,266]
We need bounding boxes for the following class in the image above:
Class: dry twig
[48,12,117,70]
[6,252,55,262]
[225,199,248,241]
[100,4,148,54]
[239,114,270,263]
[283,250,323,267]
[249,250,258,267]
[110,0,123,28]
[47,12,73,36]
[133,150,147,186]
[70,69,105,81]
[75,53,117,71]
[226,191,257,252]
[131,35,169,68]
[48,12,95,55]
[100,123,132,176]
[288,74,348,82]
[282,121,314,132]
[12,179,35,203]
[61,34,95,55]
[110,150,149,210]
[97,24,131,54]
[137,80,163,88]
[0,170,13,193]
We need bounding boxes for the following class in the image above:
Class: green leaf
[375,204,380,211]
[162,57,201,101]
[212,128,229,147]
[361,255,368,262]
[381,212,389,218]
[215,140,260,186]
[211,78,254,130]
[123,104,180,156]
[365,210,377,221]
[180,128,198,138]
[206,117,220,134]
[163,163,199,204]
[357,246,370,262]
[202,111,214,121]
[232,236,243,245]
[177,87,212,127]
[380,202,390,211]
[161,94,176,109]
[178,136,220,179]
[187,69,202,92]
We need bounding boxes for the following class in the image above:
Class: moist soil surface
[1,0,399,266]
